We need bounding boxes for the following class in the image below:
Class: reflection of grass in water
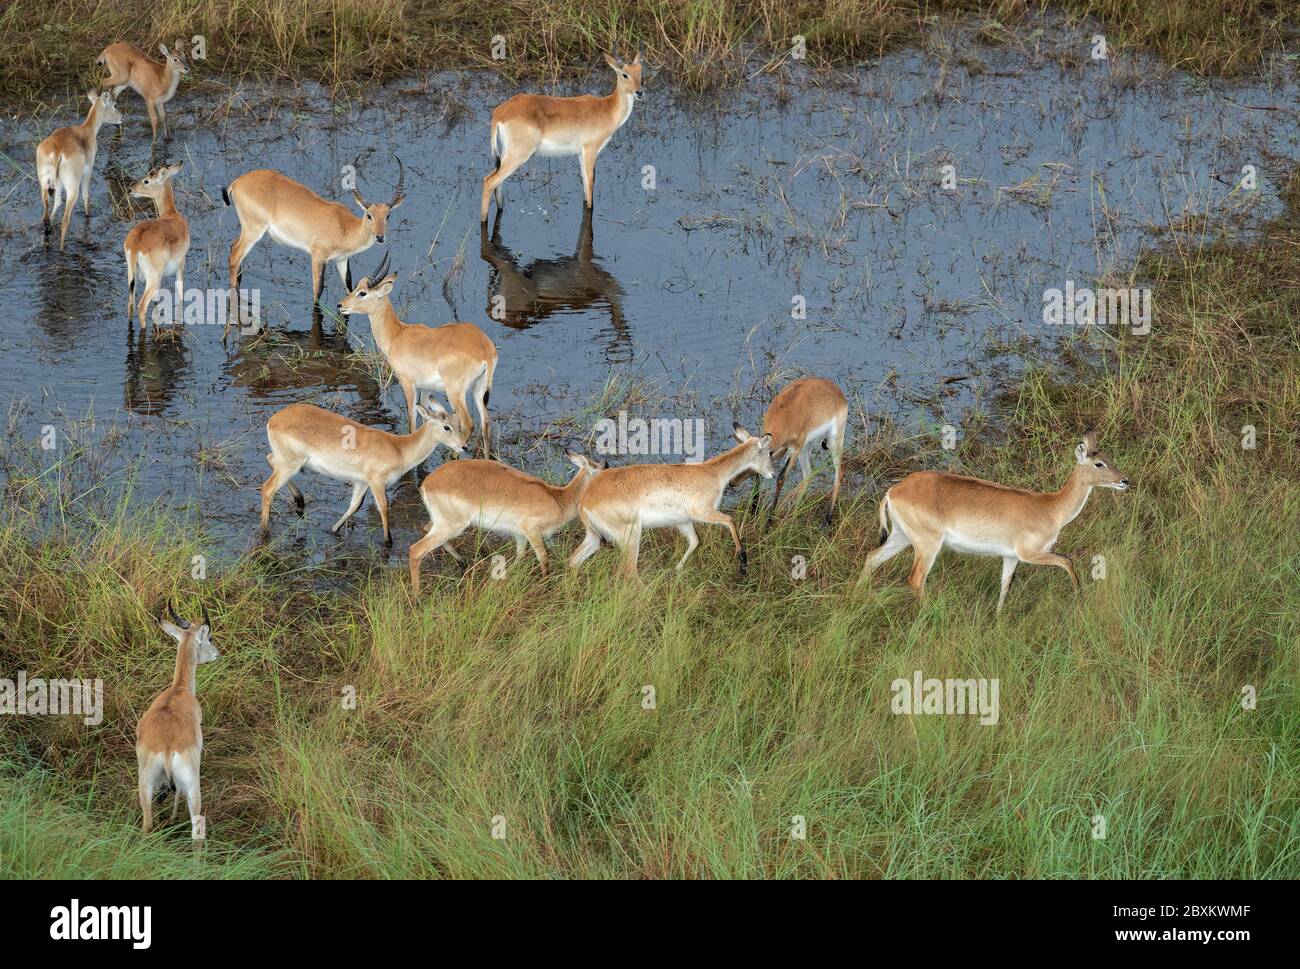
[0,1,1290,103]
[1,194,1297,876]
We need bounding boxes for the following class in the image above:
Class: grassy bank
[2,0,1293,104]
[1,196,1297,878]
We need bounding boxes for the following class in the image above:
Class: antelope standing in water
[859,430,1131,611]
[753,377,849,527]
[569,424,774,581]
[260,400,463,546]
[222,157,404,328]
[136,602,218,835]
[97,42,189,140]
[481,52,644,221]
[35,91,122,250]
[408,451,605,591]
[123,162,189,327]
[337,253,498,455]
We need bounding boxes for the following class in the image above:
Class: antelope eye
[622,73,629,79]
[1094,462,1104,468]
[443,425,452,432]
[357,291,367,297]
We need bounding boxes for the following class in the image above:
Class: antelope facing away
[338,252,498,455]
[260,400,463,546]
[481,51,644,222]
[859,430,1130,611]
[569,423,774,581]
[223,157,405,329]
[408,451,604,591]
[136,601,218,836]
[97,42,189,140]
[124,162,189,327]
[35,91,123,250]
[753,377,849,527]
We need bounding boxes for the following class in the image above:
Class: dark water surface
[2,32,1298,561]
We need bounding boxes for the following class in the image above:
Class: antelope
[260,399,463,545]
[35,91,123,250]
[408,451,604,591]
[751,377,849,527]
[481,51,644,222]
[222,156,405,328]
[858,430,1131,611]
[337,252,498,455]
[569,423,774,581]
[97,43,189,140]
[136,601,218,835]
[123,162,189,327]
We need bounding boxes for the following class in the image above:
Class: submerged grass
[1,194,1298,878]
[0,1,1293,104]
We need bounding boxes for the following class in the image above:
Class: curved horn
[389,155,405,208]
[201,602,211,631]
[166,599,191,629]
[367,250,391,285]
[351,154,368,208]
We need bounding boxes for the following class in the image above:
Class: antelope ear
[159,619,185,642]
[414,403,430,422]
[1082,428,1098,452]
[733,421,750,443]
[424,398,448,416]
[87,91,97,105]
[159,43,170,57]
[566,450,584,468]
[1075,442,1089,465]
[604,52,621,71]
[375,279,395,298]
[759,433,773,448]
[632,52,641,65]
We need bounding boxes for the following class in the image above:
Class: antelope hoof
[737,547,749,577]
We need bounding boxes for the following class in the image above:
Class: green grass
[1,198,1298,878]
[1,0,1293,104]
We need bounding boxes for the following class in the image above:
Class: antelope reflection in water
[480,210,630,361]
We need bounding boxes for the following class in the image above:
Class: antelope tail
[491,121,501,171]
[221,185,232,206]
[877,496,890,546]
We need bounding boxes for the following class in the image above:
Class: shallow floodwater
[2,28,1298,561]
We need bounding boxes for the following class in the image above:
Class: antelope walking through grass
[35,91,122,250]
[222,157,405,330]
[338,252,498,455]
[259,400,463,546]
[96,42,189,140]
[481,51,644,222]
[409,450,604,591]
[123,162,189,327]
[136,601,218,836]
[569,423,774,581]
[752,377,849,528]
[859,430,1131,611]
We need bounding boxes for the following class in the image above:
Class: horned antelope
[97,43,189,140]
[408,451,604,591]
[35,91,122,250]
[136,601,218,835]
[222,157,405,329]
[123,162,189,327]
[260,400,463,545]
[481,51,644,222]
[751,377,849,527]
[569,423,774,581]
[859,430,1131,611]
[337,252,498,455]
